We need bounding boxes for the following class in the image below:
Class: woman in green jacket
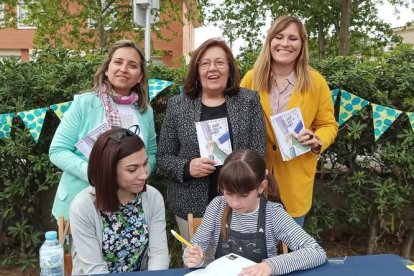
[49,40,157,219]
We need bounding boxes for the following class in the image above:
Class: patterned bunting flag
[371,103,402,141]
[407,112,414,132]
[148,78,172,101]
[331,88,339,105]
[0,113,14,139]
[18,108,48,143]
[338,90,369,126]
[50,101,73,120]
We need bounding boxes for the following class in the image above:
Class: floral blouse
[100,194,149,272]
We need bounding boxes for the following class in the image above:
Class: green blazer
[49,92,157,219]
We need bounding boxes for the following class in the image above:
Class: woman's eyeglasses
[107,125,140,144]
[198,59,228,71]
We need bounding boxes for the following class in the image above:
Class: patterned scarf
[97,86,139,127]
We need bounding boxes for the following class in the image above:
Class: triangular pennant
[18,108,48,143]
[0,113,14,139]
[50,101,73,120]
[407,112,414,132]
[148,78,172,101]
[371,103,402,141]
[338,90,369,126]
[331,88,339,105]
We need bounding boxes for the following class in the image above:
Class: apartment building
[0,0,201,66]
[393,24,414,47]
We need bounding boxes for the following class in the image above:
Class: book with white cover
[75,122,111,158]
[195,117,232,166]
[185,253,256,276]
[270,107,311,161]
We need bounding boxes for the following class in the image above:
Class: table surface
[289,254,413,275]
[97,254,413,275]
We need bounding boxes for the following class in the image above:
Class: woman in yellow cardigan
[241,15,338,227]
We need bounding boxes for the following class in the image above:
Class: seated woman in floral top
[69,127,169,274]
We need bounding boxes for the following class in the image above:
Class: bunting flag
[331,88,339,105]
[148,78,172,101]
[0,84,412,143]
[18,108,48,143]
[407,112,414,132]
[0,113,14,139]
[372,103,402,141]
[338,90,369,126]
[50,101,72,120]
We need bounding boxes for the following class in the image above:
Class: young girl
[184,149,326,275]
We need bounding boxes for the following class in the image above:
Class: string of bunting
[1,84,413,143]
[334,88,412,141]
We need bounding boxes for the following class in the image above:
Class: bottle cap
[45,231,58,240]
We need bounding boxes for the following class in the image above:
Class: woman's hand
[297,129,320,149]
[239,262,272,276]
[190,158,216,178]
[184,245,205,268]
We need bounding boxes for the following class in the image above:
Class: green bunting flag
[18,108,48,143]
[148,78,172,101]
[338,90,369,126]
[407,112,414,132]
[372,103,402,141]
[0,113,14,139]
[50,101,73,120]
[331,88,339,105]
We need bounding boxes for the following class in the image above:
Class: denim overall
[215,197,268,262]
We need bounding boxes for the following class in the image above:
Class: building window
[0,4,5,27]
[17,1,35,29]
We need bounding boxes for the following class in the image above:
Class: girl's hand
[184,245,205,268]
[239,262,272,276]
[190,157,216,178]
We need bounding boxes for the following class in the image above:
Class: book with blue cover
[195,117,232,166]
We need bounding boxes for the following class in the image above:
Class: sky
[195,1,414,55]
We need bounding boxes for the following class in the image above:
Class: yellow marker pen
[170,230,193,248]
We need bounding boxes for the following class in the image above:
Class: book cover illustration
[195,117,232,166]
[270,107,310,161]
[75,122,111,159]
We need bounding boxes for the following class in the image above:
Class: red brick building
[0,1,201,66]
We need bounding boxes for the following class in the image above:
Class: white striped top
[188,196,327,275]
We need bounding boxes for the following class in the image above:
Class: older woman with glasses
[49,39,157,220]
[157,38,266,242]
[70,127,169,274]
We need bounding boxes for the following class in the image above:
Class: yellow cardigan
[241,69,338,217]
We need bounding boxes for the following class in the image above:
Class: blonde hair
[253,15,313,94]
[93,39,148,112]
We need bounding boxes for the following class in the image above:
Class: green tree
[0,0,188,49]
[199,0,410,58]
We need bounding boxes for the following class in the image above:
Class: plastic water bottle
[39,231,64,276]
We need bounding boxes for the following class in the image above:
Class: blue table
[289,254,413,275]
[98,254,413,275]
